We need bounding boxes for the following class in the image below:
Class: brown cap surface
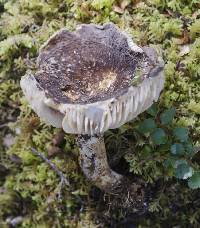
[34,23,160,104]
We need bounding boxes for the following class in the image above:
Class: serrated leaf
[171,143,185,155]
[138,118,157,134]
[146,103,158,116]
[175,163,193,180]
[188,172,200,189]
[150,128,167,145]
[173,127,189,142]
[160,107,176,125]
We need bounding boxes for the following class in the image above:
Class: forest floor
[0,0,200,227]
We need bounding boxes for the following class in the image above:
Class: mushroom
[20,23,164,206]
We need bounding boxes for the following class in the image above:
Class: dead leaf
[81,3,92,17]
[174,30,190,45]
[47,146,62,158]
[132,0,142,6]
[120,0,130,10]
[113,5,124,14]
[113,0,130,14]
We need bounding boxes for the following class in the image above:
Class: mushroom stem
[76,134,125,192]
[77,134,146,210]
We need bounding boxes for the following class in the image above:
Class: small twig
[30,148,84,203]
[57,177,65,200]
[31,147,70,187]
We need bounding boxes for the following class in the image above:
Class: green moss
[0,0,200,227]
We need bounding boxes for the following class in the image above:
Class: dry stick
[31,147,70,186]
[31,147,70,199]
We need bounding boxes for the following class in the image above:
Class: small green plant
[0,0,200,226]
[125,104,200,189]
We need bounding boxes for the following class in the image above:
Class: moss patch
[0,0,200,227]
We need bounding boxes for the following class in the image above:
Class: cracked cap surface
[34,23,162,104]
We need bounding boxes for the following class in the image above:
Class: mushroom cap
[20,23,165,135]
